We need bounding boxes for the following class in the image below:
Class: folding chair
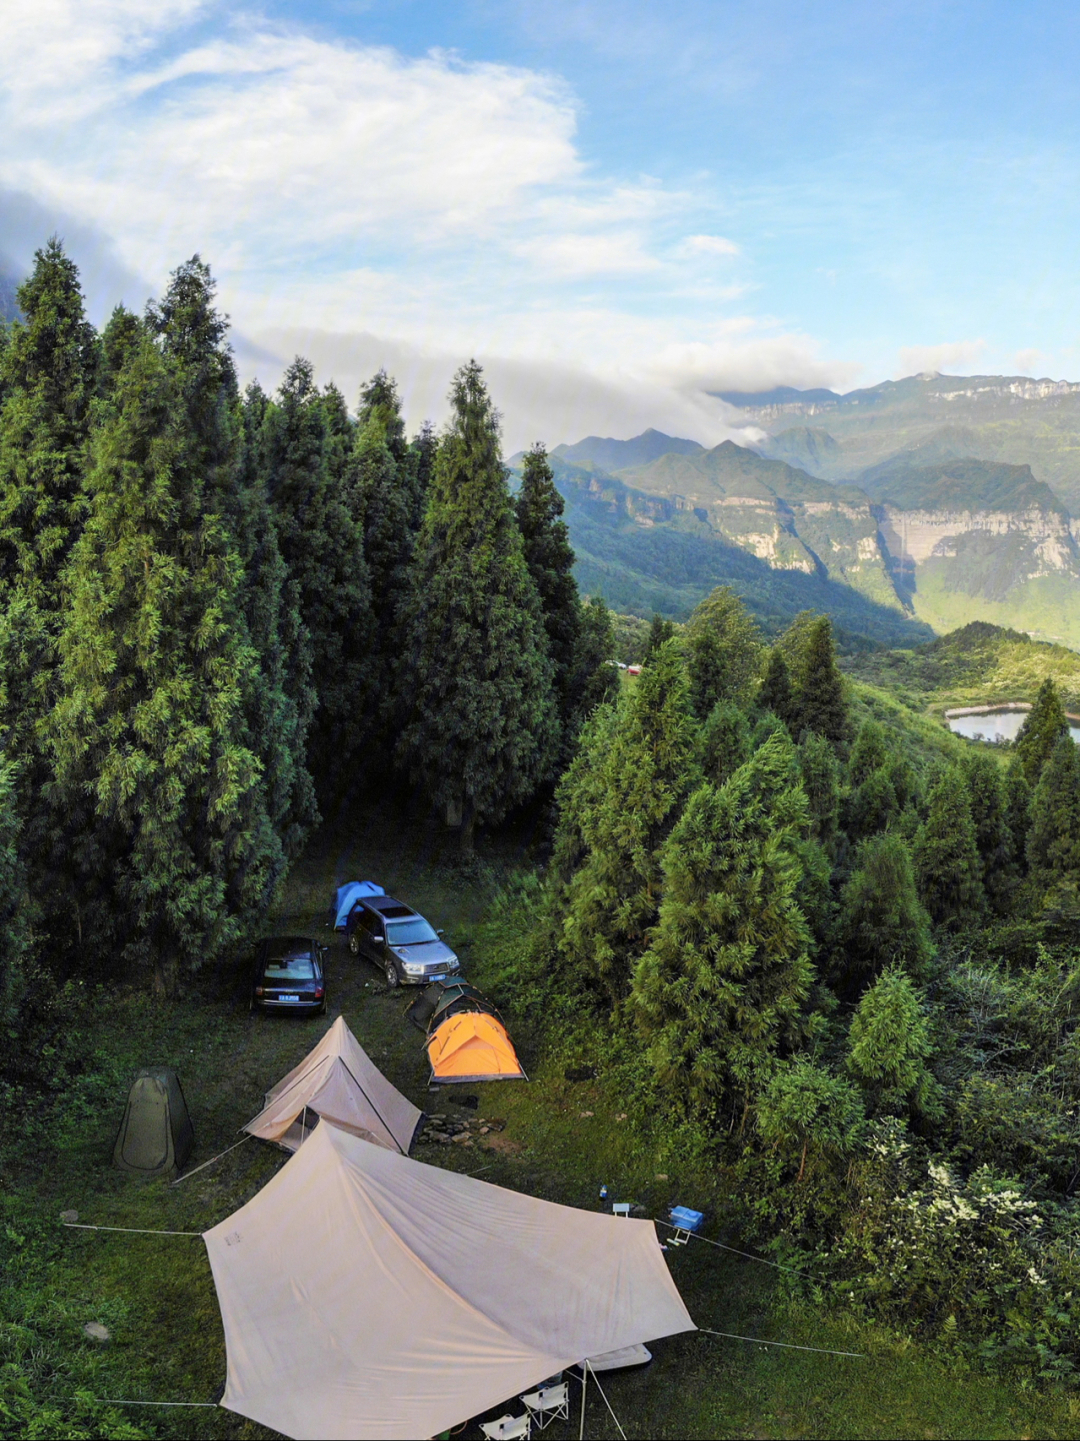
[521,1382,570,1430]
[479,1411,531,1440]
[612,1202,631,1218]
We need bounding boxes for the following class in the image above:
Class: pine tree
[263,357,374,785]
[836,833,934,989]
[963,751,1015,915]
[1027,733,1080,895]
[515,444,580,748]
[701,701,751,786]
[631,733,815,1114]
[644,613,675,661]
[557,639,697,1004]
[912,768,985,928]
[46,333,283,990]
[790,615,848,745]
[1014,679,1068,787]
[757,647,794,727]
[151,261,315,855]
[409,420,437,531]
[798,730,841,844]
[848,721,889,786]
[397,361,557,851]
[685,586,761,705]
[351,372,417,753]
[567,595,619,724]
[1004,762,1032,880]
[0,238,96,600]
[0,240,97,784]
[847,967,941,1118]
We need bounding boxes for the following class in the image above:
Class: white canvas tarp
[204,1121,695,1441]
[243,1015,421,1155]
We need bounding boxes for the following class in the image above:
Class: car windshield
[264,955,315,980]
[386,918,439,946]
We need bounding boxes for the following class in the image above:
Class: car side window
[360,909,380,937]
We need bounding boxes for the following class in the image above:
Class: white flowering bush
[831,1119,1080,1378]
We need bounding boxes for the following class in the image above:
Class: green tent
[113,1068,194,1176]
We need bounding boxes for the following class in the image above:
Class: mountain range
[532,373,1080,650]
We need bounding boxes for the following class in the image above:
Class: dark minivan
[251,936,327,1014]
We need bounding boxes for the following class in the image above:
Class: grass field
[4,795,1079,1440]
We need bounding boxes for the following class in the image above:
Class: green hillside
[842,619,1080,712]
[555,458,932,647]
[857,453,1065,513]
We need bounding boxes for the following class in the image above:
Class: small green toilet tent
[113,1068,194,1176]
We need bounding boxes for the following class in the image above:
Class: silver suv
[345,896,461,988]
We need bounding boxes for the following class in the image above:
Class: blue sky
[2,0,1078,446]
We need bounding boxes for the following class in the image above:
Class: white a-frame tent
[204,1122,695,1440]
[243,1015,422,1155]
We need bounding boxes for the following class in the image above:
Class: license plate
[278,994,299,1003]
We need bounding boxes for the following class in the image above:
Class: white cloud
[896,339,986,376]
[1012,347,1045,376]
[1,17,582,280]
[244,323,752,452]
[513,231,662,277]
[648,332,860,396]
[678,234,740,257]
[0,2,863,449]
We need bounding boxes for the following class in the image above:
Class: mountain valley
[540,374,1080,650]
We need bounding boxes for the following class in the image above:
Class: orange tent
[427,1010,525,1084]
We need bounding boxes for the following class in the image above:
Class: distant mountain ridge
[533,413,1080,649]
[552,428,704,472]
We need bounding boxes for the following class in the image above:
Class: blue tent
[333,881,385,931]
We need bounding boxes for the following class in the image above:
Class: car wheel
[385,960,399,989]
[348,932,360,957]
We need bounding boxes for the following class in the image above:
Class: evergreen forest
[6,241,1080,1426]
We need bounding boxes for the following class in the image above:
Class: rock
[60,1210,78,1224]
[451,1133,471,1144]
[579,1111,594,1118]
[615,1113,627,1122]
[655,1173,668,1181]
[479,1126,490,1134]
[83,1322,110,1344]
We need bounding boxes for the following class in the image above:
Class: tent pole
[579,1360,587,1439]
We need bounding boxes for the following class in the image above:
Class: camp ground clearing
[5,794,1080,1440]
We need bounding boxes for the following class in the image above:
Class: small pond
[947,708,1080,745]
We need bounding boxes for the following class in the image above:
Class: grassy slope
[6,794,1078,1439]
[842,623,1080,715]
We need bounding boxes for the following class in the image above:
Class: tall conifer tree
[47,334,282,989]
[1027,733,1080,896]
[351,371,417,753]
[631,733,815,1114]
[790,615,849,745]
[263,357,373,786]
[515,444,580,748]
[0,240,96,785]
[912,768,985,928]
[757,647,795,727]
[398,361,557,851]
[557,639,697,1003]
[1014,678,1068,787]
[835,833,934,988]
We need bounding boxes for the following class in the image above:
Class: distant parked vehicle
[251,936,327,1014]
[345,895,461,988]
